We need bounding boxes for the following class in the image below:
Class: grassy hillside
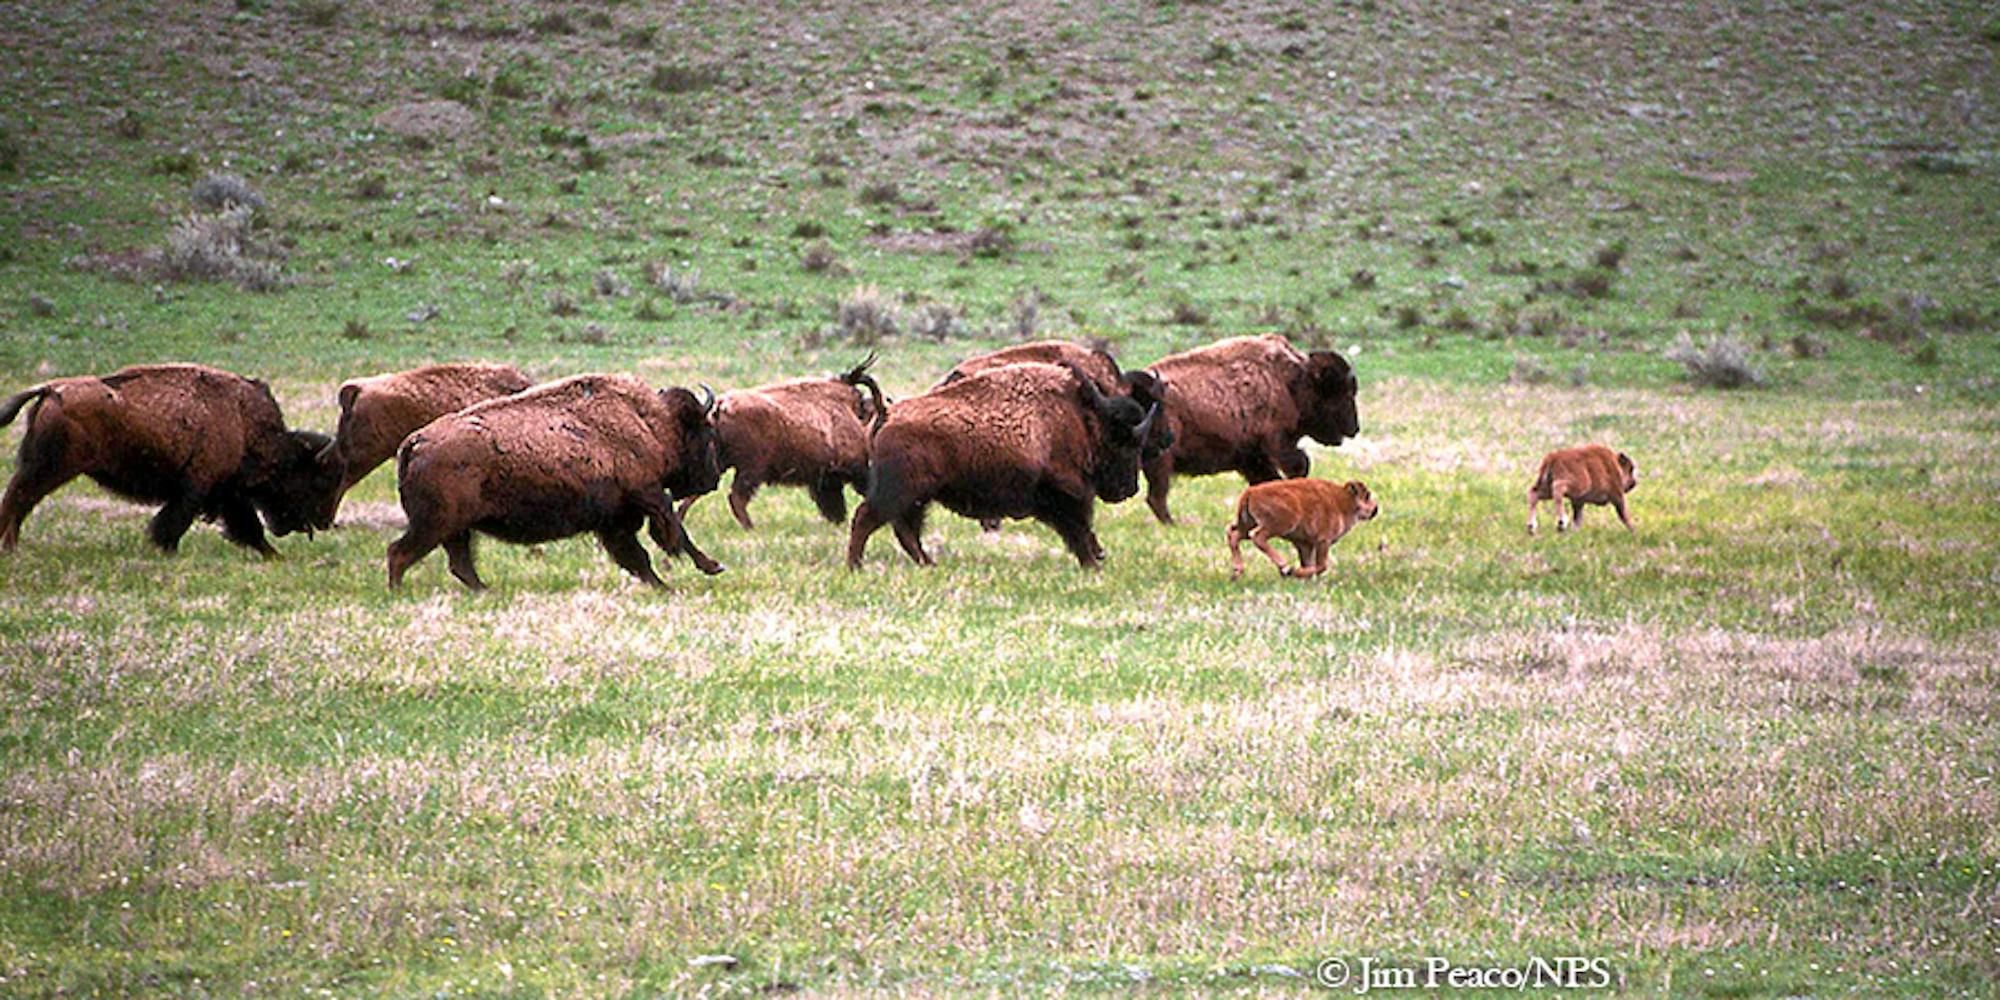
[1,1,1997,996]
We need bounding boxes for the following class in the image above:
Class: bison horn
[1065,362,1111,412]
[1135,401,1161,440]
[698,383,716,415]
[315,438,340,465]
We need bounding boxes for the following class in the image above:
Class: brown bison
[315,362,533,525]
[387,374,724,590]
[688,353,888,529]
[847,361,1161,570]
[1141,334,1360,524]
[941,340,1175,532]
[0,364,340,557]
[1227,478,1378,579]
[1527,444,1636,534]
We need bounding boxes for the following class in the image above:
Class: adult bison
[315,362,533,525]
[688,353,888,529]
[1141,334,1359,523]
[387,374,724,590]
[0,364,340,557]
[942,340,1174,532]
[846,361,1161,570]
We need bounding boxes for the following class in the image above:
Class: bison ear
[336,383,362,414]
[1618,452,1634,471]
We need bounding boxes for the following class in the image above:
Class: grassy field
[3,1,1999,996]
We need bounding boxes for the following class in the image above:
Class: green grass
[2,0,1999,995]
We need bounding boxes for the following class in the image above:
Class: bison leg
[846,501,886,570]
[598,528,666,589]
[809,473,850,525]
[1143,457,1176,525]
[1612,494,1633,532]
[147,493,203,553]
[442,532,487,591]
[1227,523,1249,578]
[726,474,759,531]
[218,497,280,559]
[1549,480,1575,533]
[1247,525,1292,577]
[0,427,77,552]
[1568,497,1586,530]
[1292,540,1331,580]
[1037,493,1102,570]
[1275,442,1310,480]
[890,506,933,567]
[386,527,440,589]
[1526,489,1543,535]
[641,492,723,576]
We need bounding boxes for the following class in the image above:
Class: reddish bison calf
[847,361,1160,570]
[1142,334,1360,524]
[315,362,533,525]
[1527,444,1637,534]
[0,364,339,557]
[692,353,887,529]
[388,374,723,590]
[1227,478,1378,579]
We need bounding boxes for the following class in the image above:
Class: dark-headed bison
[0,364,339,557]
[847,361,1160,570]
[387,374,724,590]
[1142,334,1359,524]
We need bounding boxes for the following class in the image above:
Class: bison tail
[0,385,50,428]
[848,372,889,434]
[1530,459,1555,496]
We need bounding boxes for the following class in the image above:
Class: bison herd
[0,332,1637,589]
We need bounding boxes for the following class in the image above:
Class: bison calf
[316,362,533,526]
[1527,444,1636,534]
[0,364,339,557]
[1227,478,1377,579]
[388,374,723,590]
[693,353,887,530]
[847,361,1159,570]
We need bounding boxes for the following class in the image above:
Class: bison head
[1298,350,1360,446]
[1070,364,1161,503]
[256,429,345,538]
[1118,369,1175,463]
[660,384,724,500]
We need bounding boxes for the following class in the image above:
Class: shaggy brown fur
[690,355,888,529]
[0,364,338,557]
[941,340,1122,391]
[1142,334,1360,524]
[943,341,1174,533]
[317,363,532,525]
[1528,444,1637,534]
[387,374,723,590]
[1228,478,1378,579]
[847,361,1160,570]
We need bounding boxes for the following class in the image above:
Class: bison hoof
[697,560,726,576]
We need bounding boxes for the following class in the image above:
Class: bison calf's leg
[218,497,280,559]
[1248,525,1291,577]
[1612,494,1633,532]
[443,533,486,591]
[1568,497,1586,530]
[1227,524,1250,578]
[598,529,666,589]
[147,493,202,553]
